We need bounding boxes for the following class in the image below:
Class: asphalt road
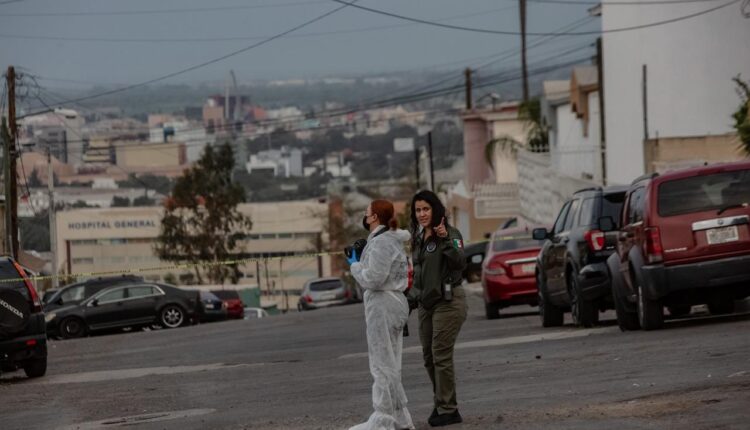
[2,289,749,430]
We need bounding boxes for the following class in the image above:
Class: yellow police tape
[3,234,534,286]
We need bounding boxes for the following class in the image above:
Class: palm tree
[484,98,549,168]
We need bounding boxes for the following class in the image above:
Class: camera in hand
[344,239,368,262]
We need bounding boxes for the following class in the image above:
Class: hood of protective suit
[351,227,411,292]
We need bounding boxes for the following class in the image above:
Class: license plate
[521,263,536,274]
[319,293,336,301]
[706,225,739,245]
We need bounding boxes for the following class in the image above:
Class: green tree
[133,195,155,207]
[20,212,50,252]
[484,98,548,168]
[732,75,750,156]
[154,143,252,284]
[111,196,130,207]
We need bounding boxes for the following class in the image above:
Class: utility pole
[519,0,529,103]
[47,147,58,288]
[6,66,19,260]
[427,132,435,192]
[2,118,10,257]
[464,68,473,110]
[642,64,649,141]
[596,38,607,186]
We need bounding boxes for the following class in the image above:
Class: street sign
[393,138,415,152]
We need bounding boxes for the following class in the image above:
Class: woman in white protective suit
[347,199,415,430]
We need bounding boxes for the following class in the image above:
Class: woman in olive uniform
[408,190,467,427]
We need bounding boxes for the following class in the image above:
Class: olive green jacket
[409,225,466,310]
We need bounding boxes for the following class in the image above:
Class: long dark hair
[410,190,448,246]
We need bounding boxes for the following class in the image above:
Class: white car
[243,307,268,319]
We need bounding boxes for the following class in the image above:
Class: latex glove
[346,250,358,266]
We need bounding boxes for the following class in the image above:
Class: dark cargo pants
[417,286,468,415]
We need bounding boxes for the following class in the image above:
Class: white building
[246,148,303,177]
[149,119,214,163]
[602,2,750,184]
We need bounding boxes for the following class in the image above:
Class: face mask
[362,215,370,231]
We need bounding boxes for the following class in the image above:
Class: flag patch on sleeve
[453,239,464,249]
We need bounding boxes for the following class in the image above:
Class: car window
[212,290,240,300]
[97,288,126,303]
[563,199,581,231]
[492,236,544,252]
[658,169,750,217]
[578,198,595,227]
[601,192,626,228]
[0,260,28,294]
[626,187,646,224]
[61,286,86,302]
[127,286,159,299]
[552,201,572,235]
[309,280,342,292]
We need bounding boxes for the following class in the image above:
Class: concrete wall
[518,148,598,225]
[602,2,750,185]
[550,94,602,183]
[644,133,746,173]
[115,142,185,168]
[462,116,493,188]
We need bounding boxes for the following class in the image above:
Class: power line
[17,1,358,120]
[530,0,725,5]
[0,6,518,43]
[0,1,330,17]
[329,0,739,36]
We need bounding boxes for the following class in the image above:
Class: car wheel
[637,285,663,330]
[160,305,185,329]
[23,357,47,378]
[537,272,563,327]
[484,301,500,320]
[59,317,87,339]
[667,305,691,318]
[707,299,735,315]
[569,274,597,328]
[612,281,640,331]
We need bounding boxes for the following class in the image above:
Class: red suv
[211,290,245,319]
[608,161,750,330]
[481,227,545,319]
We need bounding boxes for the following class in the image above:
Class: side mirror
[483,232,491,239]
[56,297,64,306]
[532,228,549,241]
[598,216,616,232]
[470,254,483,264]
[90,299,99,307]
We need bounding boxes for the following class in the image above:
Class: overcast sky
[0,0,598,88]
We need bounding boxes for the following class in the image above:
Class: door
[84,287,128,330]
[123,285,164,325]
[549,198,581,302]
[619,186,646,295]
[543,201,572,299]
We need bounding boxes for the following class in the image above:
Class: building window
[72,257,94,265]
[277,233,293,239]
[260,233,276,239]
[72,240,97,245]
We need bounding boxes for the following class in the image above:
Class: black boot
[428,408,439,421]
[428,409,462,427]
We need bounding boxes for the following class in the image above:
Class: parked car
[46,283,199,339]
[0,256,47,378]
[463,241,488,283]
[211,290,245,319]
[243,307,269,319]
[43,275,146,313]
[198,290,228,322]
[607,161,750,331]
[481,227,545,319]
[297,277,351,311]
[533,186,628,327]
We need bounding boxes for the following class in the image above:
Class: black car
[0,256,47,378]
[463,241,488,283]
[533,186,626,327]
[46,283,199,339]
[198,290,228,322]
[43,275,146,313]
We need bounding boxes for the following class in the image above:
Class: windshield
[309,280,343,292]
[658,169,750,217]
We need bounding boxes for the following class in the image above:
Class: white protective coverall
[349,226,415,430]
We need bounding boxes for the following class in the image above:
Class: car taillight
[484,256,506,276]
[12,261,42,312]
[304,295,313,303]
[644,227,663,264]
[584,230,606,252]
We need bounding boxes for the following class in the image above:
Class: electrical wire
[329,0,739,36]
[0,6,519,43]
[16,0,359,120]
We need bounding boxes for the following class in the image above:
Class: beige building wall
[644,133,746,174]
[115,142,186,168]
[54,201,331,309]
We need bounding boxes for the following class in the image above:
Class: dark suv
[0,256,47,378]
[608,161,750,331]
[533,186,627,327]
